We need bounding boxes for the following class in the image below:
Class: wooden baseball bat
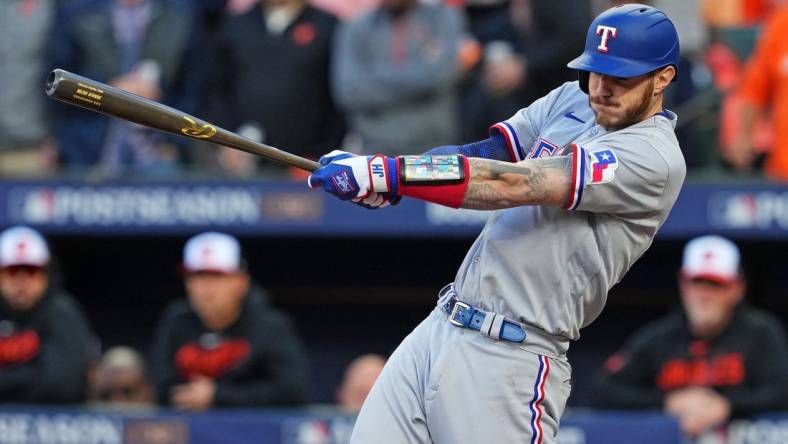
[45,69,322,172]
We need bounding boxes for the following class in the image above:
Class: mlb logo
[331,171,354,194]
[590,149,617,183]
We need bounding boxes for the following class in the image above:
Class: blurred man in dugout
[89,346,156,407]
[150,232,309,410]
[335,353,386,413]
[591,235,788,438]
[0,226,95,403]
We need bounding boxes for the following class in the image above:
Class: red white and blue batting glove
[308,150,400,209]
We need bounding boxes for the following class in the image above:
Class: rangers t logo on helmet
[567,4,680,93]
[596,25,618,53]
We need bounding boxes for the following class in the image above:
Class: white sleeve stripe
[492,123,524,162]
[564,144,586,210]
[501,122,526,160]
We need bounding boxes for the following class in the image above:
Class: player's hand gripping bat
[45,69,322,172]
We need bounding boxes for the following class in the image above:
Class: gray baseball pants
[350,305,572,444]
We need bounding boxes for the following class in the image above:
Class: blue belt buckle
[449,301,471,327]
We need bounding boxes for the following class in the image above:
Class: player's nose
[591,75,614,97]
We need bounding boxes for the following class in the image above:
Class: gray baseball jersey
[454,80,686,344]
[350,81,685,444]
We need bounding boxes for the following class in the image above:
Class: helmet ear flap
[578,71,590,94]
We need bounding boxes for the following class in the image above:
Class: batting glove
[317,150,356,166]
[308,150,400,209]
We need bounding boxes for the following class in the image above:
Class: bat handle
[298,158,323,172]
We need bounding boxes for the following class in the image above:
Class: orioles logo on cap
[596,25,618,53]
[14,239,29,263]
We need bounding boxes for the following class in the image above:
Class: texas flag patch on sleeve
[590,149,618,183]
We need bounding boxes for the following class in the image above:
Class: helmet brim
[567,52,674,79]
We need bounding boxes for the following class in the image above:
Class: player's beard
[592,78,656,131]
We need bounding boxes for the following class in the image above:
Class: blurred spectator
[0,0,57,177]
[159,0,257,175]
[150,232,308,410]
[206,0,345,178]
[700,0,771,27]
[89,346,156,408]
[460,0,590,140]
[335,353,385,413]
[696,0,776,176]
[49,0,195,176]
[458,0,524,141]
[709,41,774,175]
[653,0,708,57]
[0,226,95,403]
[519,0,591,102]
[591,235,788,438]
[332,0,474,154]
[308,0,377,20]
[726,4,788,180]
[224,0,260,15]
[650,0,711,169]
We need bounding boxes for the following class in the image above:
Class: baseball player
[308,4,685,444]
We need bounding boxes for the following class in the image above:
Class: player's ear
[653,66,676,94]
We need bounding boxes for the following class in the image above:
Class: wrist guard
[397,155,470,208]
[399,155,466,185]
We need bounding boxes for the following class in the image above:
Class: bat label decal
[181,116,217,139]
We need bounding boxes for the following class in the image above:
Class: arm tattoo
[462,156,573,210]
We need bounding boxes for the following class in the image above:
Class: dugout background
[46,234,788,407]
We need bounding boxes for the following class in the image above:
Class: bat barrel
[44,69,323,172]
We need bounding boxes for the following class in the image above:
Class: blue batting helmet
[567,3,680,93]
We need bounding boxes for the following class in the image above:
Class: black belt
[439,284,526,343]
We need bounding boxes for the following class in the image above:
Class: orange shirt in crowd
[701,0,771,27]
[739,6,788,180]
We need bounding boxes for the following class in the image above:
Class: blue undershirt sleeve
[423,133,512,162]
